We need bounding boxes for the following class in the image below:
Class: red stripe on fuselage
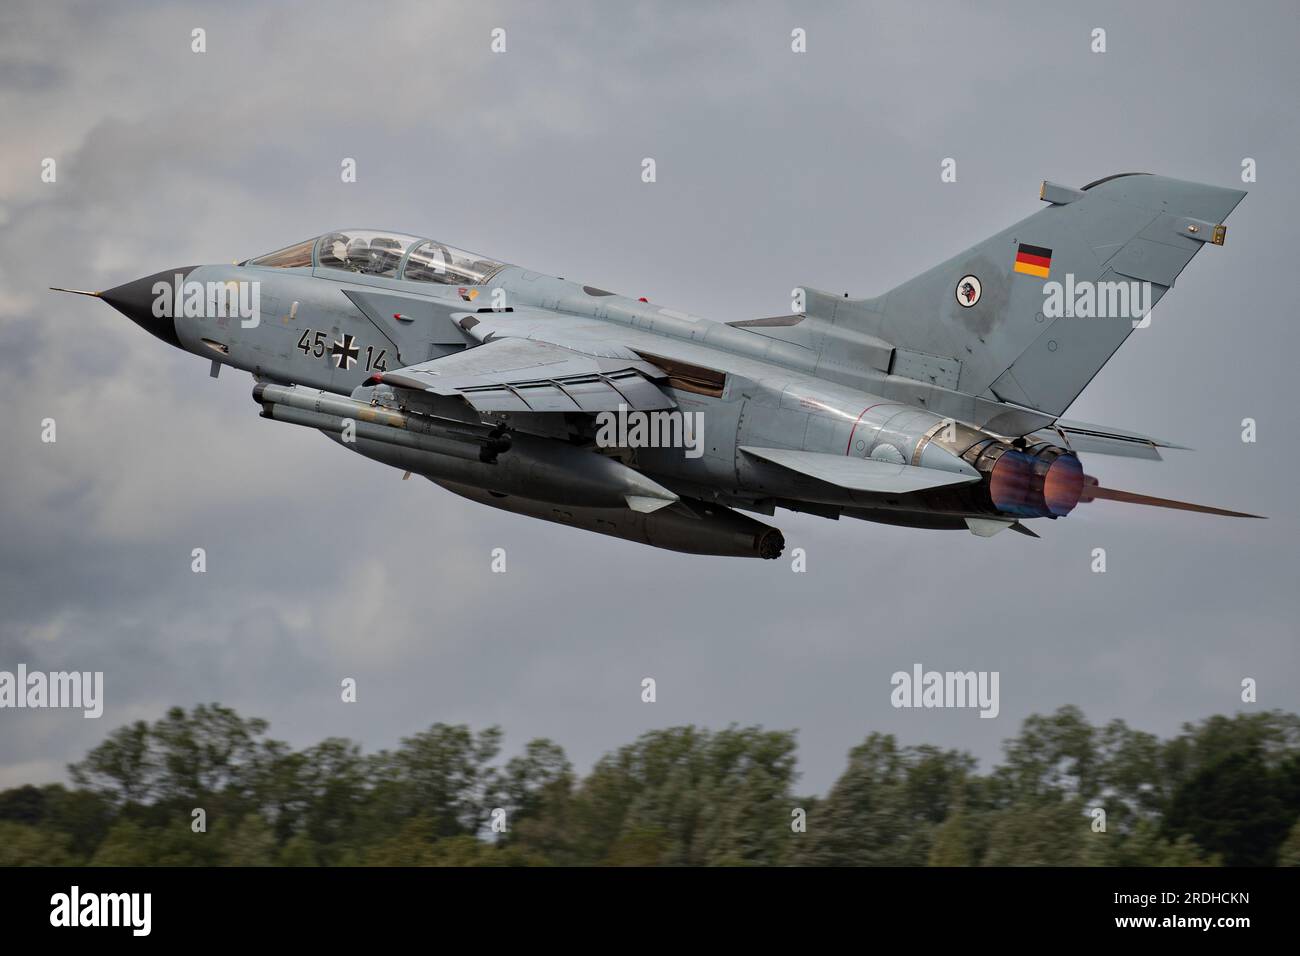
[845,403,904,455]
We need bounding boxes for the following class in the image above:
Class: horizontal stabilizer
[1034,419,1190,461]
[739,446,981,494]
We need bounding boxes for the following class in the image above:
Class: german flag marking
[1014,242,1052,278]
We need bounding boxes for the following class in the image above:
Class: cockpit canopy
[247,231,506,285]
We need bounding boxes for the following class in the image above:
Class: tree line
[2,704,1299,866]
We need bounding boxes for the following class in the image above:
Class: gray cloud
[1,0,1298,793]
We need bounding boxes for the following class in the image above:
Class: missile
[254,383,680,512]
[261,403,490,463]
[253,383,509,462]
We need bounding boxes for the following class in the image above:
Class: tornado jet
[54,173,1260,558]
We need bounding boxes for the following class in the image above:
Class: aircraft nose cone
[100,267,198,349]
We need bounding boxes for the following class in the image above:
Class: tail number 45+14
[296,329,386,372]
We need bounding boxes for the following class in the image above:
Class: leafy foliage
[2,705,1296,866]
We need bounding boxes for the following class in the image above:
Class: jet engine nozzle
[1030,443,1085,517]
[967,440,1083,519]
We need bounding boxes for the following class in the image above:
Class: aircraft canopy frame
[247,231,507,285]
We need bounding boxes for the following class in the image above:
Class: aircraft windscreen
[248,237,315,269]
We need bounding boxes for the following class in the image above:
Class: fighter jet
[54,173,1260,558]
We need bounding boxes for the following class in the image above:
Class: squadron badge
[956,275,982,308]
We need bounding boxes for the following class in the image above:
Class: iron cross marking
[330,334,359,369]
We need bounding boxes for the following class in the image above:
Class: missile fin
[626,494,676,514]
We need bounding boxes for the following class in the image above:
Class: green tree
[0,784,46,824]
[928,806,974,866]
[567,726,798,866]
[1163,747,1294,865]
[69,704,277,815]
[68,720,153,804]
[980,800,1091,866]
[1100,820,1215,867]
[87,821,158,866]
[796,735,973,866]
[7,703,1300,868]
[992,706,1100,806]
[147,704,272,808]
[1277,818,1300,866]
[41,785,113,861]
[292,738,370,862]
[223,813,277,866]
[368,724,503,839]
[499,739,575,861]
[278,831,320,866]
[0,821,75,865]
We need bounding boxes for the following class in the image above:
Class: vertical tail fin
[805,174,1245,417]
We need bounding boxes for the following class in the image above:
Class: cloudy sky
[2,0,1297,795]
